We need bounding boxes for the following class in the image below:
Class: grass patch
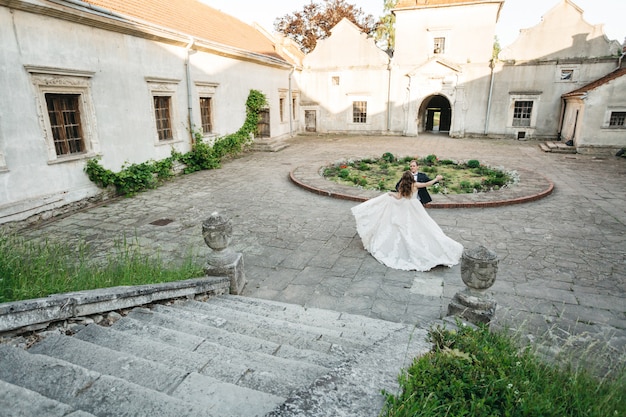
[0,232,203,303]
[323,153,515,194]
[381,323,626,417]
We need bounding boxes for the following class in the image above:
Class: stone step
[150,302,355,355]
[1,295,434,417]
[210,294,406,338]
[72,322,324,398]
[540,141,576,153]
[0,344,218,417]
[166,300,376,351]
[0,379,97,417]
[27,332,283,416]
[114,309,338,368]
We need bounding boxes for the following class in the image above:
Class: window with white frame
[26,66,99,163]
[508,92,540,128]
[352,101,367,123]
[556,65,579,82]
[196,82,218,137]
[146,77,181,144]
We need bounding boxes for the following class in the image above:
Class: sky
[202,0,625,48]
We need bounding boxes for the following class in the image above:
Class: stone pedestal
[202,212,246,295]
[447,245,498,325]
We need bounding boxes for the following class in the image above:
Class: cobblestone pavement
[11,134,626,374]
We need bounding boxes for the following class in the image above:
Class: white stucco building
[0,0,624,224]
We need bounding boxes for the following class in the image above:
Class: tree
[273,0,377,54]
[374,0,397,53]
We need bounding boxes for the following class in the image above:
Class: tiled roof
[562,67,626,97]
[82,0,286,61]
[395,0,499,7]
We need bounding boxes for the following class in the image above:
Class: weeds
[381,323,626,417]
[0,232,203,303]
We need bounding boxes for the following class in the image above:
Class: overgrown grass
[381,323,626,417]
[0,233,204,303]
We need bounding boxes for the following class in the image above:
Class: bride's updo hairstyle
[398,170,414,198]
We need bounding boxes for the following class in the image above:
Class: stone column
[202,212,246,295]
[447,245,498,325]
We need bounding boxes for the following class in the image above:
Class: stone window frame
[26,65,100,164]
[146,77,182,146]
[427,28,450,57]
[556,65,579,83]
[508,92,541,128]
[279,88,288,124]
[196,82,219,139]
[603,107,626,129]
[292,91,299,121]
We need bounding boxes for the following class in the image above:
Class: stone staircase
[539,141,577,154]
[0,295,430,417]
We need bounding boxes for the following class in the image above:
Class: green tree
[374,0,397,53]
[274,0,376,53]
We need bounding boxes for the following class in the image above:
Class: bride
[351,170,463,271]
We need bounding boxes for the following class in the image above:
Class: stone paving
[9,133,626,374]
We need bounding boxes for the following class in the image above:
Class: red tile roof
[395,0,500,7]
[562,67,626,98]
[82,0,286,61]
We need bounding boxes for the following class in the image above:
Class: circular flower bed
[323,153,517,194]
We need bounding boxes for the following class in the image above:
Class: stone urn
[460,245,499,293]
[202,212,238,267]
[447,245,499,325]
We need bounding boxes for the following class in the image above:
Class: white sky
[202,0,625,48]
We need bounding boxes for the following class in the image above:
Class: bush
[381,323,626,417]
[467,159,481,168]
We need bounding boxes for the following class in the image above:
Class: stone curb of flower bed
[289,165,554,208]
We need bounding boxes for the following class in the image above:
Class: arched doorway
[419,95,452,133]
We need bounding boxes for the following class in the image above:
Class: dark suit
[395,172,434,205]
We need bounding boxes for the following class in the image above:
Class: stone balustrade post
[202,212,246,294]
[447,245,498,326]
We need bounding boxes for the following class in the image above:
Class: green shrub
[381,323,626,417]
[382,152,396,162]
[467,159,481,168]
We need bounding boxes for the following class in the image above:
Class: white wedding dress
[351,192,464,271]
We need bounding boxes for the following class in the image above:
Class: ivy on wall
[85,89,267,196]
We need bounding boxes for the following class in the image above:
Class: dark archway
[419,95,452,133]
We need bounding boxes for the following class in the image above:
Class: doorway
[420,95,451,133]
[305,110,316,132]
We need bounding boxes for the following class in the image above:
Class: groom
[395,160,438,205]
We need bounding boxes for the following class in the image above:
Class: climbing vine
[85,90,267,196]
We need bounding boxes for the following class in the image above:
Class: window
[513,101,533,127]
[46,94,85,156]
[292,97,297,120]
[195,82,219,138]
[609,112,626,127]
[279,97,285,122]
[433,37,446,54]
[332,76,340,86]
[560,70,573,81]
[146,77,180,143]
[26,66,99,163]
[200,97,212,134]
[352,101,367,123]
[153,96,173,141]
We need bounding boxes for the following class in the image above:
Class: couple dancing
[351,160,463,271]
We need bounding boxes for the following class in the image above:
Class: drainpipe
[185,37,195,144]
[288,66,295,137]
[386,61,392,132]
[484,59,495,135]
